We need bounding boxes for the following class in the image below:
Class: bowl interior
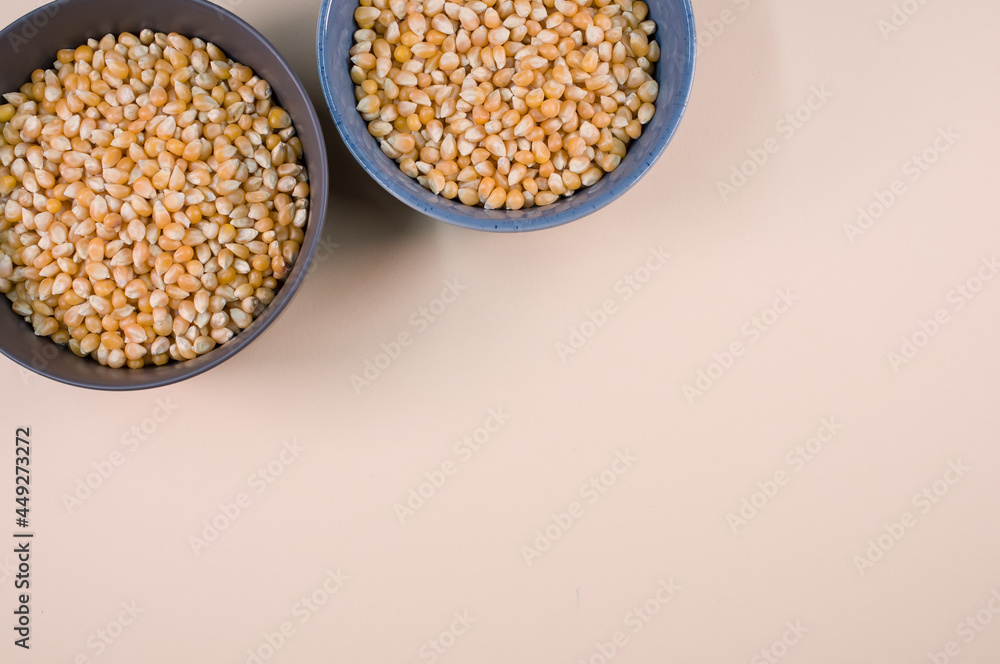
[0,0,328,390]
[318,0,694,232]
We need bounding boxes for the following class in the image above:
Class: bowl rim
[317,0,696,233]
[0,0,330,391]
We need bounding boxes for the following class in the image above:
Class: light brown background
[2,0,1000,662]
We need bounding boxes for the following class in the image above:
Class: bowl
[317,0,695,232]
[0,0,329,390]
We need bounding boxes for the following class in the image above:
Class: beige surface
[2,0,1000,662]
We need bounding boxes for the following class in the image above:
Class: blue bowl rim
[317,0,696,233]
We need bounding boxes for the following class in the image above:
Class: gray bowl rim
[317,0,696,233]
[0,0,330,391]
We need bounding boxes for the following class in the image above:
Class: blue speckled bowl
[317,0,695,232]
[0,0,329,390]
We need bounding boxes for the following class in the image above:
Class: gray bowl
[318,0,695,232]
[0,0,329,390]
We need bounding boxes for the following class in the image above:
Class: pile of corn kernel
[350,0,660,210]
